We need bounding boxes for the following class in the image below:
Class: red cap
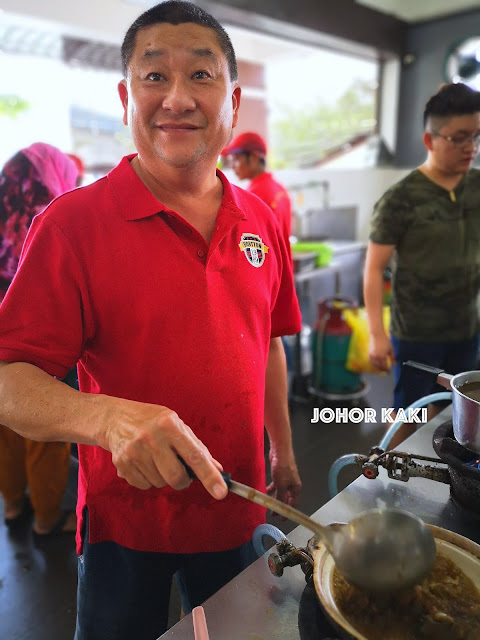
[221,132,267,156]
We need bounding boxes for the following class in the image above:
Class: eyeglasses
[432,131,480,148]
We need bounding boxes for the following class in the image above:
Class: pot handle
[402,360,454,390]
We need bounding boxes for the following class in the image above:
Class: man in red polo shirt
[222,131,293,247]
[0,3,301,640]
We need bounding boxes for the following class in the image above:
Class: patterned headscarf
[0,142,78,298]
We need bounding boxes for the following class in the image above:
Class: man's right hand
[369,333,395,372]
[99,398,228,500]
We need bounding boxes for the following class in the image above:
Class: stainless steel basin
[297,206,358,241]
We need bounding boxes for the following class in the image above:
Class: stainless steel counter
[159,405,479,639]
[325,240,367,256]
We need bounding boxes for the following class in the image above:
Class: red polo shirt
[0,155,301,554]
[248,172,292,247]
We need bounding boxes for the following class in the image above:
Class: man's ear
[231,85,242,129]
[118,80,129,127]
[423,130,434,152]
[251,153,263,170]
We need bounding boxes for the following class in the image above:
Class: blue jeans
[391,334,480,412]
[74,510,257,640]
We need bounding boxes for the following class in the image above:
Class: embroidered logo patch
[238,233,269,268]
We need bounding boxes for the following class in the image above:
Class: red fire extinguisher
[312,297,361,394]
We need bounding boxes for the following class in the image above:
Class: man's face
[118,22,241,171]
[426,113,480,174]
[230,152,254,180]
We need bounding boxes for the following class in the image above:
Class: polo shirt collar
[107,155,164,221]
[108,154,247,222]
[217,169,248,222]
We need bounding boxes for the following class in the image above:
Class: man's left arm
[264,337,302,508]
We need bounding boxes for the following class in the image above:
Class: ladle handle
[178,456,233,487]
[402,360,453,389]
[179,457,328,543]
[226,478,328,541]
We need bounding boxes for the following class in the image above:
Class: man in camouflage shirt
[364,83,480,446]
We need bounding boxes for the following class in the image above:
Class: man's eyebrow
[192,48,217,60]
[451,128,480,135]
[140,47,217,62]
[141,49,166,61]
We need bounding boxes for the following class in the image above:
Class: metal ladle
[223,474,436,592]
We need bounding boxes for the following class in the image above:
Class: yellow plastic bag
[343,306,390,374]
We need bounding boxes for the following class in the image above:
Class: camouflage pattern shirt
[369,168,480,342]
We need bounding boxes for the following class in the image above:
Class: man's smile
[156,123,200,130]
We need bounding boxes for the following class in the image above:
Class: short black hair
[423,82,480,129]
[121,0,238,82]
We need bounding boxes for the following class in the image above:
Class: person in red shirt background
[222,133,296,376]
[222,132,293,247]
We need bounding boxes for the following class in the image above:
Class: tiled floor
[0,371,394,639]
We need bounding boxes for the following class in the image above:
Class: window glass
[267,50,378,168]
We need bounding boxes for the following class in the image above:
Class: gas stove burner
[467,457,480,469]
[433,420,480,515]
[298,579,341,640]
[269,538,342,639]
[354,421,480,516]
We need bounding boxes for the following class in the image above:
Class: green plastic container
[291,242,333,267]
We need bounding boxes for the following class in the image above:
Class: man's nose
[465,136,475,149]
[464,134,480,149]
[471,140,480,153]
[161,78,196,113]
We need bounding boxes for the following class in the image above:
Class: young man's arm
[263,337,301,508]
[363,241,396,371]
[0,361,228,499]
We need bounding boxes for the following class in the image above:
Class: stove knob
[268,552,285,577]
[362,462,379,479]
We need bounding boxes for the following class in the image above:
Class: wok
[312,524,480,640]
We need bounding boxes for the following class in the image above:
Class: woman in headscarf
[0,142,78,299]
[0,143,79,536]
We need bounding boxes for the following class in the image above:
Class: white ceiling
[356,0,480,23]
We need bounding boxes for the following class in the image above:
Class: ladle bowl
[323,508,437,592]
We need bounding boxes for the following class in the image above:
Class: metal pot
[403,361,480,454]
